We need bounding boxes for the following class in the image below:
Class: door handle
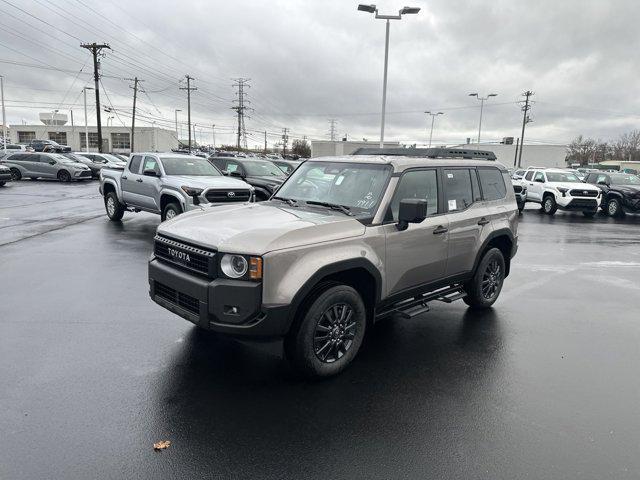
[477,218,490,226]
[122,175,128,180]
[136,178,143,183]
[433,226,448,235]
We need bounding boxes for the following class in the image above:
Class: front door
[121,155,144,206]
[384,169,449,297]
[136,156,162,210]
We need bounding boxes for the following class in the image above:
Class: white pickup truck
[99,152,254,221]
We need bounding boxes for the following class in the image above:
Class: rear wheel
[464,248,506,310]
[161,202,182,221]
[9,168,21,181]
[57,170,71,182]
[285,284,366,377]
[606,198,624,218]
[105,191,125,221]
[543,195,557,215]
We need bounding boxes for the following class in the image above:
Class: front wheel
[543,195,557,215]
[161,202,182,221]
[10,168,21,181]
[285,284,366,377]
[606,198,624,218]
[57,170,71,183]
[105,191,125,221]
[464,248,506,310]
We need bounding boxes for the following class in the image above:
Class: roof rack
[351,147,496,161]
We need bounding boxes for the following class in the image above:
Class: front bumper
[148,258,290,338]
[0,172,12,182]
[557,196,599,211]
[622,197,640,213]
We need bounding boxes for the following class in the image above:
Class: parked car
[62,153,103,178]
[565,168,586,181]
[522,168,601,216]
[1,152,91,181]
[512,179,527,213]
[0,163,12,186]
[272,159,303,176]
[74,152,126,172]
[511,168,526,180]
[584,172,640,217]
[148,149,518,377]
[28,139,71,153]
[2,143,33,153]
[209,156,287,201]
[108,153,128,162]
[99,152,255,221]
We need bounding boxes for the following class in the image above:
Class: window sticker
[448,199,457,211]
[335,175,345,185]
[447,173,454,179]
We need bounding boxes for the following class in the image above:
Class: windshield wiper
[306,201,353,216]
[272,196,298,206]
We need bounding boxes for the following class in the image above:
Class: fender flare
[472,228,515,277]
[101,179,121,200]
[159,190,186,211]
[285,257,382,329]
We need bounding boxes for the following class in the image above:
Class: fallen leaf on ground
[153,440,171,451]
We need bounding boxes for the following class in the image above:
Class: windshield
[103,154,126,164]
[275,161,392,216]
[161,156,221,176]
[242,160,285,177]
[611,174,640,185]
[546,172,580,183]
[52,154,77,164]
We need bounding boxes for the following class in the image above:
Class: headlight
[220,254,248,278]
[557,187,568,196]
[181,186,204,197]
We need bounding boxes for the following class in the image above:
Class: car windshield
[610,174,640,185]
[161,156,221,176]
[275,161,392,215]
[546,172,580,182]
[103,154,125,163]
[242,160,285,177]
[52,154,77,163]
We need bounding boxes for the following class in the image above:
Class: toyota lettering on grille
[168,247,191,263]
[227,191,235,197]
[583,191,588,195]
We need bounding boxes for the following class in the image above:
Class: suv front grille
[570,189,598,197]
[205,189,252,203]
[513,185,523,193]
[155,282,200,315]
[154,235,216,277]
[568,198,597,208]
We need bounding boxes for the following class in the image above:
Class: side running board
[377,285,467,320]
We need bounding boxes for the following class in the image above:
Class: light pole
[1,75,6,154]
[358,4,420,148]
[174,109,181,147]
[469,92,497,147]
[212,124,216,151]
[425,111,443,147]
[82,87,94,152]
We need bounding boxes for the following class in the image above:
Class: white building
[8,124,177,154]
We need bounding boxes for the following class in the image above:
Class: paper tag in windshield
[335,175,345,185]
[448,199,457,211]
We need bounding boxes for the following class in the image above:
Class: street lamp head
[358,4,377,13]
[469,93,478,97]
[488,93,498,97]
[399,6,421,15]
[437,112,444,115]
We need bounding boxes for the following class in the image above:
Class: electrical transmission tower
[282,128,289,156]
[179,75,197,153]
[517,90,534,168]
[80,42,110,152]
[328,119,337,141]
[232,78,251,150]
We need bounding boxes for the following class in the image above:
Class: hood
[157,202,365,255]
[168,175,252,190]
[511,179,524,187]
[245,175,286,188]
[547,181,598,191]
[614,185,640,194]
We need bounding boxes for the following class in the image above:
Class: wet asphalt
[1,180,639,479]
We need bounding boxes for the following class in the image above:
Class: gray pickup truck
[99,152,254,221]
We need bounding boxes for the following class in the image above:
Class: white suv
[522,168,601,216]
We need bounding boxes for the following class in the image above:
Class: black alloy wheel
[313,303,357,363]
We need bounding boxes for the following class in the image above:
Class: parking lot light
[469,92,498,148]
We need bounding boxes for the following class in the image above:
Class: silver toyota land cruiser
[148,148,518,377]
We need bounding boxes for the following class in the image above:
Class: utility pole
[80,43,111,153]
[282,128,289,156]
[82,86,93,152]
[518,91,534,168]
[328,119,337,141]
[232,78,251,151]
[513,138,520,167]
[130,77,142,153]
[179,75,197,153]
[1,75,6,153]
[212,124,216,151]
[425,111,444,147]
[264,130,267,153]
[192,123,197,149]
[70,109,74,148]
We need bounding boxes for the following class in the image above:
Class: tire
[518,203,525,214]
[57,170,71,182]
[284,284,367,377]
[9,168,21,181]
[463,247,506,310]
[0,181,5,186]
[542,195,557,215]
[606,198,624,218]
[104,191,125,221]
[161,202,182,221]
[582,211,596,218]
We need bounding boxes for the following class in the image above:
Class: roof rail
[351,147,496,161]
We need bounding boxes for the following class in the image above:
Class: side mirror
[397,199,427,231]
[49,160,56,165]
[229,170,244,178]
[143,169,159,177]
[597,180,608,186]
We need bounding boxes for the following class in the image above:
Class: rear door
[384,168,449,296]
[443,168,486,277]
[36,154,59,178]
[121,155,144,206]
[525,170,543,202]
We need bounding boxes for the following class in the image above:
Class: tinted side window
[479,168,507,201]
[129,155,142,173]
[534,171,545,182]
[444,169,474,212]
[596,174,608,184]
[524,171,534,181]
[7,153,28,161]
[389,169,438,220]
[212,159,226,170]
[143,156,160,173]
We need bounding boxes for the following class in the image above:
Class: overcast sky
[1,0,639,148]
